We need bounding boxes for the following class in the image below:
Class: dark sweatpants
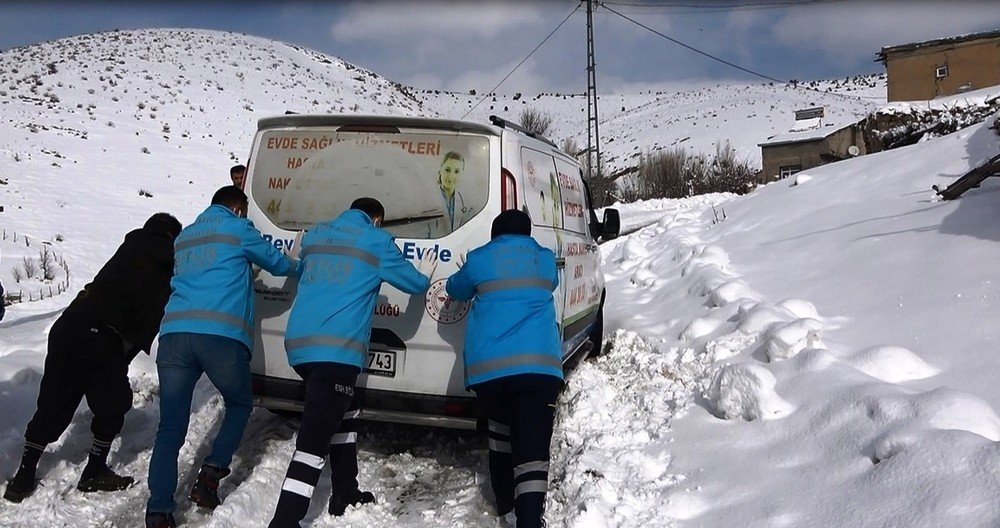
[269,362,362,528]
[473,374,562,528]
[24,311,131,447]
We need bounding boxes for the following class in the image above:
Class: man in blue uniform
[268,197,436,527]
[446,209,562,528]
[145,186,300,528]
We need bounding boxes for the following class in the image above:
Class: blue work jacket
[285,209,430,368]
[160,204,299,348]
[446,234,562,388]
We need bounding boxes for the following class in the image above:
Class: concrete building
[758,108,865,183]
[877,29,1000,102]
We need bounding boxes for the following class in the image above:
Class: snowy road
[0,199,724,528]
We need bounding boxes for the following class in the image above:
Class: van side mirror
[601,209,620,241]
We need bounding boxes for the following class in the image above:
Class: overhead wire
[601,0,845,10]
[454,0,878,123]
[459,3,581,120]
[599,2,883,102]
[601,3,784,83]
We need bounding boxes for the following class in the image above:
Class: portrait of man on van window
[429,151,474,237]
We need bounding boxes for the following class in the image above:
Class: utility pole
[585,0,601,188]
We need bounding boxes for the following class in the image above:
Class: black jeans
[473,374,562,528]
[269,362,362,528]
[24,311,131,446]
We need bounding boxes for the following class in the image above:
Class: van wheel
[267,408,301,419]
[587,306,606,357]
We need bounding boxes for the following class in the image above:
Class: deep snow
[2,27,1000,528]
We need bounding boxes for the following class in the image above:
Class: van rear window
[250,128,490,239]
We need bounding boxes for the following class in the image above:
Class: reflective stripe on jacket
[285,209,430,368]
[160,204,299,348]
[445,234,562,387]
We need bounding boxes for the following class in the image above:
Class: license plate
[365,350,396,377]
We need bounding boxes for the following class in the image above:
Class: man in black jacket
[3,213,181,503]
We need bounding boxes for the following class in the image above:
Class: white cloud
[772,1,1000,65]
[331,1,545,42]
[399,58,547,94]
[435,58,548,94]
[723,10,768,67]
[403,72,445,90]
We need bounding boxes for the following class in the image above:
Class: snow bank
[661,99,1000,528]
[706,362,794,421]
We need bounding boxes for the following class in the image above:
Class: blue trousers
[146,332,253,514]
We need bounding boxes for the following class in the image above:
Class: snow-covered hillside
[0,28,884,306]
[4,27,999,528]
[422,76,885,174]
[0,28,424,282]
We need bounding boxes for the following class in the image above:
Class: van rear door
[246,121,495,399]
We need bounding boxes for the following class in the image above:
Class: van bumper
[251,374,480,430]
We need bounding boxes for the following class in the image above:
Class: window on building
[935,65,949,79]
[779,165,802,179]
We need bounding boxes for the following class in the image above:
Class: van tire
[587,304,606,358]
[267,408,301,419]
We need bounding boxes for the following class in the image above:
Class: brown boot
[188,464,231,509]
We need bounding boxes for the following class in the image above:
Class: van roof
[256,114,500,137]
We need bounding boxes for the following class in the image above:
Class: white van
[245,114,620,429]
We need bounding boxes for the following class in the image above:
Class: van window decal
[250,129,490,240]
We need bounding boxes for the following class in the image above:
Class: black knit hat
[144,212,182,240]
[491,209,532,239]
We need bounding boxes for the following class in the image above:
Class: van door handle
[555,258,566,269]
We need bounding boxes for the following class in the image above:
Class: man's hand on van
[285,231,304,259]
[416,247,439,278]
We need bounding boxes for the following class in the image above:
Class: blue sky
[2,1,999,93]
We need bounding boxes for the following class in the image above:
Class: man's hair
[350,197,385,221]
[230,164,246,176]
[211,186,248,209]
[442,151,464,167]
[144,212,182,240]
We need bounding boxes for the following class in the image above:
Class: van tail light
[443,402,472,416]
[501,167,517,210]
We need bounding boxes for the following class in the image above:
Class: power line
[602,2,842,15]
[602,3,784,83]
[602,0,843,9]
[600,2,882,102]
[459,3,581,120]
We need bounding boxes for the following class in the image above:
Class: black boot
[3,474,39,503]
[77,465,135,492]
[4,441,44,502]
[144,511,176,528]
[328,489,375,516]
[188,464,231,509]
